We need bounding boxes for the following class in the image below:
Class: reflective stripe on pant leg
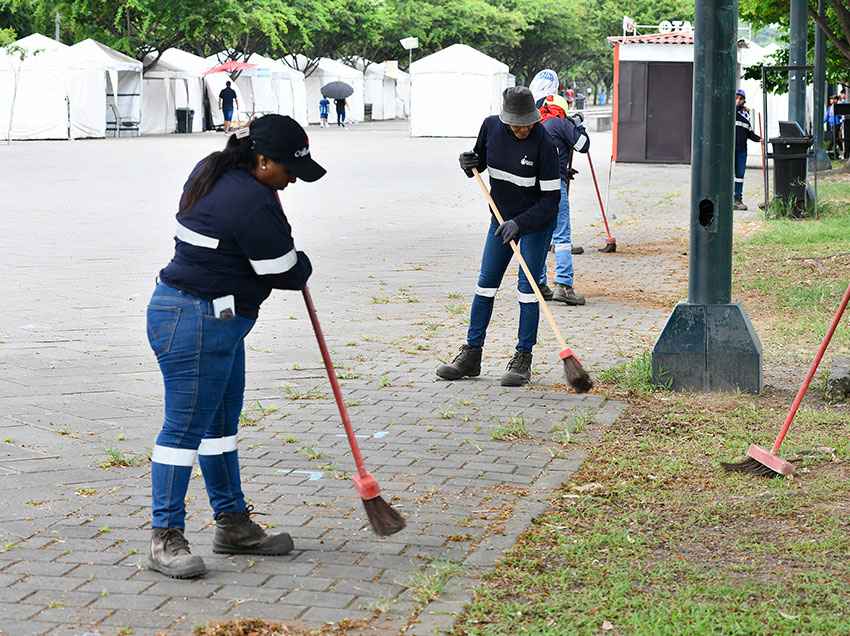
[199,329,250,517]
[552,181,574,287]
[468,219,512,348]
[149,295,204,530]
[734,150,747,199]
[516,227,549,352]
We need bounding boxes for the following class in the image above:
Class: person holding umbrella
[321,81,354,128]
[436,87,560,387]
[145,114,326,579]
[335,98,347,127]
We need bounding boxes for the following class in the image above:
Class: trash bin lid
[768,135,813,145]
[778,120,806,137]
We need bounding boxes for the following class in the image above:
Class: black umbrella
[321,81,354,99]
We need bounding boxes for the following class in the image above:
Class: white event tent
[232,53,308,127]
[142,48,207,135]
[410,44,514,137]
[0,33,126,139]
[68,39,143,136]
[359,59,401,120]
[287,56,365,124]
[1,34,73,139]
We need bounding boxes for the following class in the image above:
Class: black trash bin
[769,121,812,217]
[176,108,194,134]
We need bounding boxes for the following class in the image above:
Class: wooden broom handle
[472,169,568,350]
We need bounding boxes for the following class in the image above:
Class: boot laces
[161,528,191,555]
[452,346,471,363]
[506,351,530,371]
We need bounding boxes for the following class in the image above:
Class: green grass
[491,416,530,441]
[408,560,463,606]
[98,448,142,469]
[597,351,665,395]
[454,392,850,636]
[733,176,850,356]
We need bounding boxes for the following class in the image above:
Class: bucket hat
[500,87,541,127]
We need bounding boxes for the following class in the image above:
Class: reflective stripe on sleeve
[539,178,561,191]
[198,435,238,456]
[151,444,197,467]
[488,167,537,187]
[175,222,220,249]
[250,249,298,275]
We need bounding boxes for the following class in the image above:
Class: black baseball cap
[249,114,326,182]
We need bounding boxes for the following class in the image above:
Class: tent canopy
[12,33,68,54]
[144,47,209,77]
[410,44,512,137]
[142,48,207,135]
[69,38,143,133]
[69,38,142,71]
[411,43,508,75]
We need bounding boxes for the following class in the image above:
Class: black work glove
[494,219,519,244]
[459,151,481,177]
[567,168,579,181]
[568,112,584,126]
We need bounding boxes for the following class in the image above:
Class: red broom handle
[587,153,613,240]
[301,286,369,478]
[771,283,850,454]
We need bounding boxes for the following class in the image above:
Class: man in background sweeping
[734,89,761,211]
[436,87,560,387]
[536,94,590,305]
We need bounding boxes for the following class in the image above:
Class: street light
[400,37,419,71]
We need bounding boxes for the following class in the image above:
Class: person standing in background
[319,97,330,128]
[536,95,590,305]
[734,89,761,211]
[218,81,239,133]
[335,98,347,127]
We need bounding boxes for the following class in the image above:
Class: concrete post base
[652,302,763,393]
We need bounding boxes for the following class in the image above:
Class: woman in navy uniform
[436,87,560,387]
[146,115,325,578]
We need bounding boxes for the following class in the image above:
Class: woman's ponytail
[179,134,256,213]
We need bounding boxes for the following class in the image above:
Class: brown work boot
[436,345,482,380]
[501,351,533,387]
[148,528,207,579]
[538,282,555,301]
[552,284,586,306]
[213,506,294,556]
[734,199,748,211]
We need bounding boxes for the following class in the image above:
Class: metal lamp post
[651,0,763,393]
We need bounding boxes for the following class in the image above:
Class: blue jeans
[147,283,255,529]
[734,149,747,200]
[468,217,549,352]
[223,108,234,122]
[539,180,573,287]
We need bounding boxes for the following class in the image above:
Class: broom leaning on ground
[723,282,850,477]
[301,287,405,535]
[472,169,593,393]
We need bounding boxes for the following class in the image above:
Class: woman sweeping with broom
[436,87,561,387]
[145,115,325,579]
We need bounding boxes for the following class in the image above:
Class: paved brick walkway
[0,122,765,635]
